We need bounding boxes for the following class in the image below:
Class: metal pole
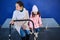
[9,24,11,40]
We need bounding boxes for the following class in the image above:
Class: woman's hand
[10,20,14,25]
[22,25,26,30]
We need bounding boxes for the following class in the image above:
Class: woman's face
[15,3,21,10]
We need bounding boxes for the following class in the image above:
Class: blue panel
[0,0,60,26]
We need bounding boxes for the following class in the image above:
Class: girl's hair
[16,1,24,7]
[32,11,40,17]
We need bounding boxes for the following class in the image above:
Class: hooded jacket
[29,5,42,29]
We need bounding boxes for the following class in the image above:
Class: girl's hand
[29,27,33,30]
[39,24,42,27]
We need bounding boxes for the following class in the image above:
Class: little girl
[29,5,42,39]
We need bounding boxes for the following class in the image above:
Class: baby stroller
[9,19,38,40]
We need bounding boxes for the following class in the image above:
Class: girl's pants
[34,28,40,32]
[34,28,40,38]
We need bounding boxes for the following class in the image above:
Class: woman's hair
[16,1,24,7]
[32,11,40,17]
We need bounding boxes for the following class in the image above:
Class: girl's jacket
[29,13,42,29]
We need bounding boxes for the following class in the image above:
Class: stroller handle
[9,19,34,40]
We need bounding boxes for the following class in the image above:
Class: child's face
[15,3,23,10]
[33,11,37,14]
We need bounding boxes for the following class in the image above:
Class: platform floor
[0,28,60,40]
[0,18,60,40]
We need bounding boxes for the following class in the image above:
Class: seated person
[10,1,30,40]
[29,5,42,39]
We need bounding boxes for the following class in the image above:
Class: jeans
[34,28,40,33]
[20,27,30,37]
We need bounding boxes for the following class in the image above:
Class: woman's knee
[20,29,26,37]
[26,30,30,35]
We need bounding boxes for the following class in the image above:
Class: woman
[10,1,30,40]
